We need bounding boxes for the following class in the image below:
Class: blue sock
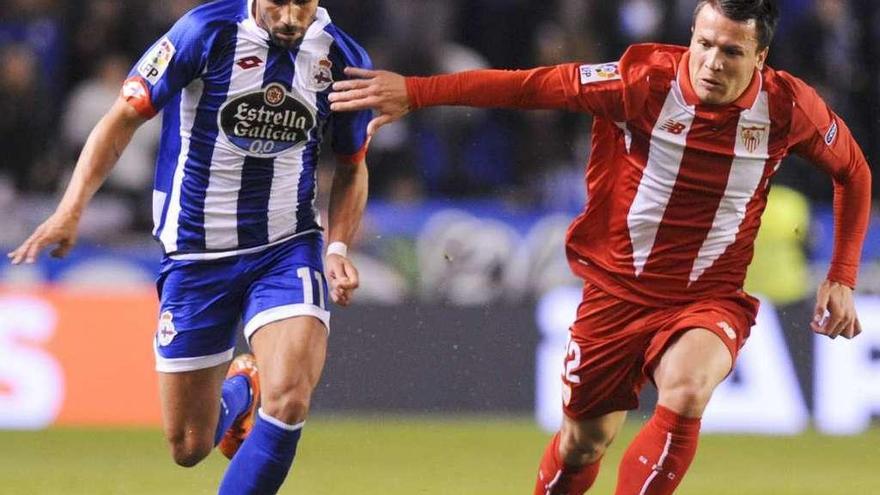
[214,375,252,445]
[218,409,303,495]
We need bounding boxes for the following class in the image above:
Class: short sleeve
[325,26,372,163]
[121,12,209,118]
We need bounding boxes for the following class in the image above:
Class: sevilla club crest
[740,125,766,154]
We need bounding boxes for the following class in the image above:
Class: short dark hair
[693,0,780,50]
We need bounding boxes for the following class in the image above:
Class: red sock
[614,405,701,495]
[534,432,601,495]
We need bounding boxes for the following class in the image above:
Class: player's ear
[755,47,769,71]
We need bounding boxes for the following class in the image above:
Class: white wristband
[326,241,348,258]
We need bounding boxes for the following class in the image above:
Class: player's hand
[811,279,861,340]
[7,211,81,265]
[325,253,359,307]
[329,67,410,137]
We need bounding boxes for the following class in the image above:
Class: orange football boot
[218,353,261,459]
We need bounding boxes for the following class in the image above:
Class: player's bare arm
[7,97,147,264]
[325,156,368,306]
[329,67,410,136]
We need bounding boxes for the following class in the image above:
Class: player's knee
[659,374,715,415]
[166,432,212,468]
[261,386,312,425]
[171,448,208,468]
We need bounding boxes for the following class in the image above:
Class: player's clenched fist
[811,280,862,340]
[7,211,81,265]
[325,253,359,307]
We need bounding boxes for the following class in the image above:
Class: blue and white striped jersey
[123,0,371,260]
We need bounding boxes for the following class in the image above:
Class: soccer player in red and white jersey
[330,0,871,493]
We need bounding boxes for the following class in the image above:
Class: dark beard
[268,32,304,49]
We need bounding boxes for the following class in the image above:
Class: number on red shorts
[564,339,581,384]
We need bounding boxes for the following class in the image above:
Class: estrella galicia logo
[219,82,316,155]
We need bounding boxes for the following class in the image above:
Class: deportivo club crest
[157,311,177,347]
[741,125,766,153]
[311,58,333,91]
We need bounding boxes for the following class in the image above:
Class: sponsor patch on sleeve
[824,119,838,146]
[579,62,621,85]
[138,37,176,85]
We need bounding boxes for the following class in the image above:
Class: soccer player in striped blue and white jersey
[9,0,372,492]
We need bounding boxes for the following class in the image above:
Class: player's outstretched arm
[7,96,148,264]
[332,64,590,131]
[329,67,410,137]
[324,156,368,307]
[811,280,861,340]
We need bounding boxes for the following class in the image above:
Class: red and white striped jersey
[406,43,871,307]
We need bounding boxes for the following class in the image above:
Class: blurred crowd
[1,0,878,238]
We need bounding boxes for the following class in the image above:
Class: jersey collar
[677,51,762,110]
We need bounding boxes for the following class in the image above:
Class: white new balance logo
[716,321,737,340]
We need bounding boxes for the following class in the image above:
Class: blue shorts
[153,233,330,373]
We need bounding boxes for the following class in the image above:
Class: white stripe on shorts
[154,346,234,373]
[243,303,331,343]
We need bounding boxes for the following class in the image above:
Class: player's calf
[157,363,230,468]
[535,433,602,495]
[534,411,625,494]
[559,424,612,466]
[613,405,700,495]
[559,410,626,466]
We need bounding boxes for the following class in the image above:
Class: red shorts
[561,283,758,420]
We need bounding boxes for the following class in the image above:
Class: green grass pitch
[1,417,877,494]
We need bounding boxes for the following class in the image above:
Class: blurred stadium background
[1,0,879,493]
